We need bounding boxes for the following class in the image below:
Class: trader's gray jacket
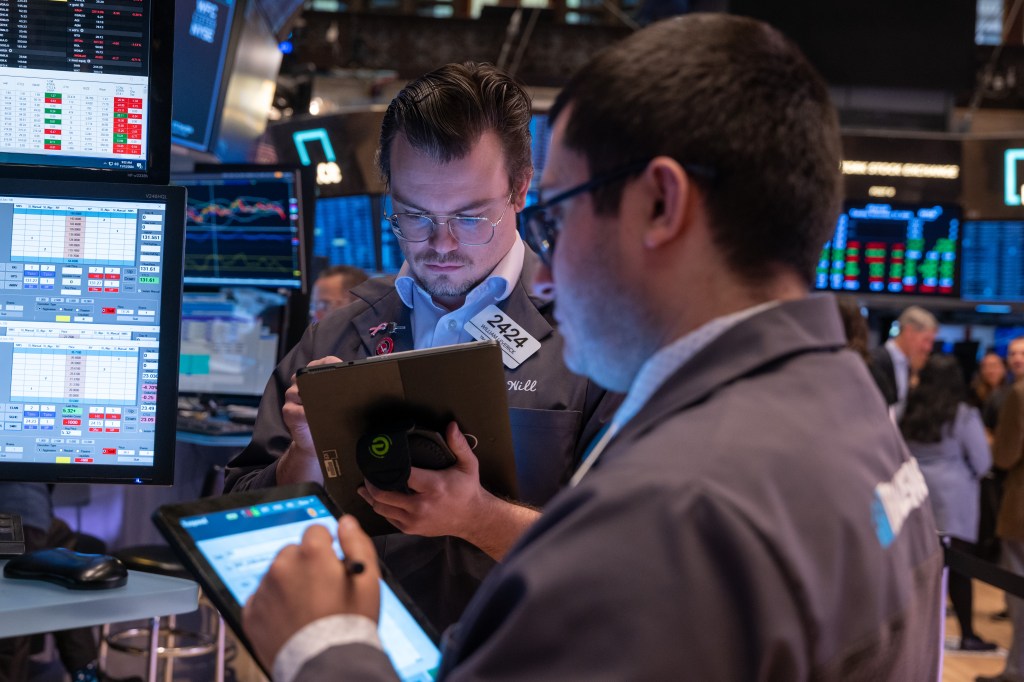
[293,295,943,681]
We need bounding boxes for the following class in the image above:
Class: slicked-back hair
[377,62,533,193]
[548,14,842,285]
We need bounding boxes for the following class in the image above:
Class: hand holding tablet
[153,483,442,681]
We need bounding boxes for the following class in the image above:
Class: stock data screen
[313,194,379,273]
[0,0,151,172]
[815,203,961,297]
[175,171,304,289]
[961,221,1024,302]
[0,190,169,467]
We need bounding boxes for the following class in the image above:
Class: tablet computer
[153,483,442,681]
[296,340,517,536]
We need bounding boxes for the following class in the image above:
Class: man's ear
[641,157,691,250]
[513,171,533,212]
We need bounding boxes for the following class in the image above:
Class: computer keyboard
[0,513,26,558]
[176,414,254,437]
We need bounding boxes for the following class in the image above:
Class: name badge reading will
[465,305,541,369]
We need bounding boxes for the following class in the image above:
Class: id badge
[465,304,541,369]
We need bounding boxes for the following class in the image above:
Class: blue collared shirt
[394,235,525,349]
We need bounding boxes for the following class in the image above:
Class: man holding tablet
[244,14,943,680]
[225,62,616,630]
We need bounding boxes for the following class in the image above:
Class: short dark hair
[548,14,842,285]
[316,264,369,288]
[376,62,533,192]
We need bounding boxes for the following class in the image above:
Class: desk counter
[0,561,199,638]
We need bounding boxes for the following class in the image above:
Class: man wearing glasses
[225,62,615,630]
[244,14,943,680]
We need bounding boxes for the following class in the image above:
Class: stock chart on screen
[175,170,305,289]
[815,202,961,297]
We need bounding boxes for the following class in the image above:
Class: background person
[309,265,369,323]
[981,336,1024,682]
[869,305,938,420]
[972,350,1012,566]
[900,354,996,652]
[971,350,1012,440]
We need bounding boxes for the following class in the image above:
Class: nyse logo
[293,129,343,186]
[1005,149,1024,206]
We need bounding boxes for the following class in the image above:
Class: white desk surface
[0,560,199,637]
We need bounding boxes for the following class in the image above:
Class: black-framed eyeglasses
[386,192,515,246]
[519,159,715,266]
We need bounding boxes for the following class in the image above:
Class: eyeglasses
[386,193,515,246]
[519,160,715,266]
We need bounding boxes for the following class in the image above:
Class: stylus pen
[343,556,366,576]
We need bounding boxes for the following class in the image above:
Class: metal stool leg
[146,616,160,682]
[163,614,176,682]
[98,623,110,670]
[215,614,225,682]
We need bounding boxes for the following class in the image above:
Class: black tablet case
[296,340,517,536]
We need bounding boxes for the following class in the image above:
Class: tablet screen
[176,493,441,681]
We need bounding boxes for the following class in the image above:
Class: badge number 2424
[486,313,529,348]
[465,304,541,369]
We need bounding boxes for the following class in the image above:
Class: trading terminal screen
[0,180,185,485]
[179,291,279,398]
[174,170,307,289]
[815,202,961,297]
[313,194,380,274]
[962,220,1024,302]
[0,0,174,183]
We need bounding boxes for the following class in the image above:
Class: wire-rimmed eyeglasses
[386,193,515,246]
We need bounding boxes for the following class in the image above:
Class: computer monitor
[961,220,1024,302]
[0,0,175,184]
[179,291,279,399]
[313,194,383,274]
[0,179,185,485]
[815,202,962,297]
[380,221,405,274]
[170,0,244,154]
[174,168,309,290]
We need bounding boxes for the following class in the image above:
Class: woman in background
[971,350,1011,440]
[971,351,1012,567]
[901,353,996,651]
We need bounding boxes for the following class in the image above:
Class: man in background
[869,305,939,419]
[982,336,1024,682]
[308,265,369,323]
[243,14,942,680]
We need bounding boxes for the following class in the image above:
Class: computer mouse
[4,547,128,590]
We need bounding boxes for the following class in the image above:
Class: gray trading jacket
[293,295,943,681]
